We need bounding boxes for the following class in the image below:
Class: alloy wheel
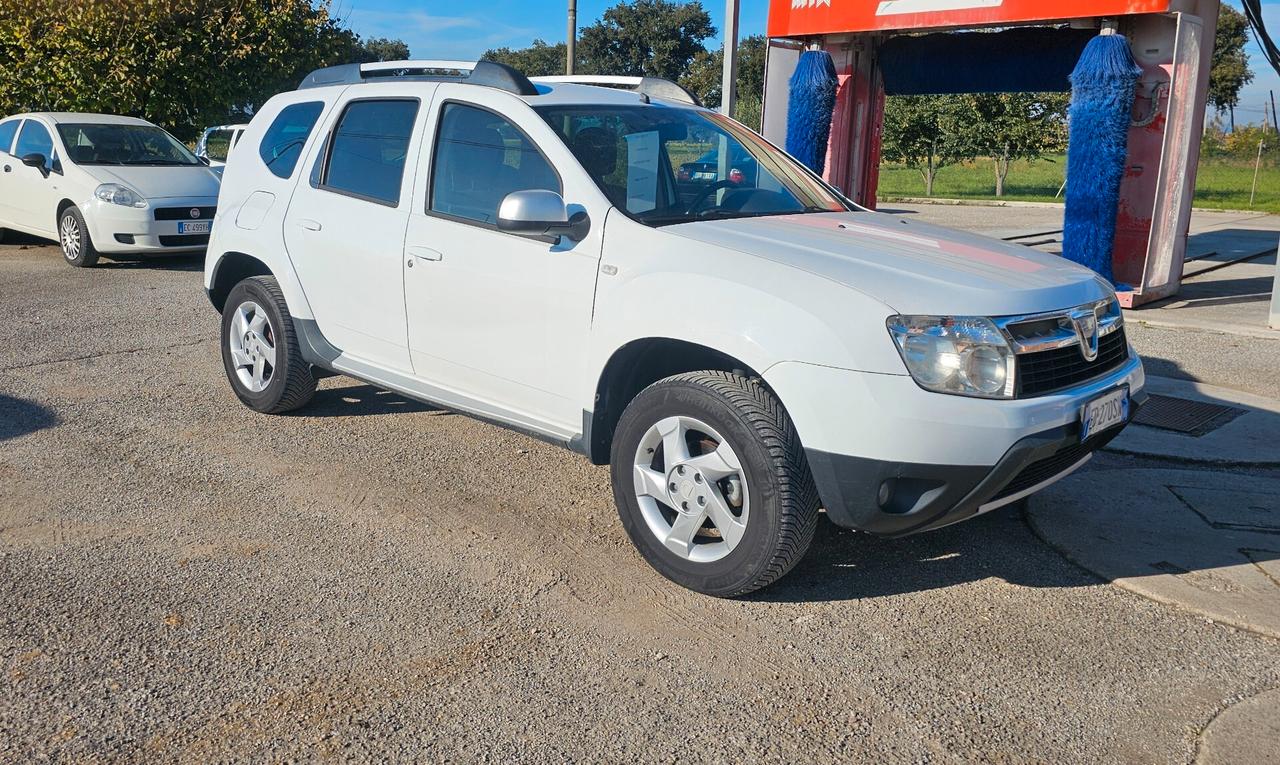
[632,415,749,563]
[227,300,278,393]
[60,215,81,261]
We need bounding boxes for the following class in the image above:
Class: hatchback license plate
[178,221,210,234]
[1081,387,1129,441]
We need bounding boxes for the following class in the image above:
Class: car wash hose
[786,49,839,175]
[1062,29,1143,285]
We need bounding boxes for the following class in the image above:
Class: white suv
[204,60,1145,596]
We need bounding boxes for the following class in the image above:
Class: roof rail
[298,59,537,97]
[532,75,702,106]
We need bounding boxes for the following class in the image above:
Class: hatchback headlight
[94,183,147,208]
[886,315,1016,399]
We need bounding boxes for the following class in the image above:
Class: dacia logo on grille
[1070,308,1100,362]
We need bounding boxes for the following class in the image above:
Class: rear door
[283,84,430,372]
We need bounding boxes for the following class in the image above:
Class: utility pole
[720,0,740,117]
[1272,90,1279,134]
[566,0,577,75]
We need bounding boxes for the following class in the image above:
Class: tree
[0,0,361,140]
[881,95,974,196]
[679,35,766,130]
[961,92,1068,196]
[484,39,569,77]
[577,0,715,83]
[353,36,411,63]
[1209,5,1254,116]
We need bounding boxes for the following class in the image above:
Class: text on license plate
[1081,387,1129,441]
[178,221,211,234]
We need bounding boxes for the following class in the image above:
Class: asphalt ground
[2,238,1278,762]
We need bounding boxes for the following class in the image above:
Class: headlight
[887,315,1016,399]
[94,183,147,208]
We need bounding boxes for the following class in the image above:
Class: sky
[338,0,1280,125]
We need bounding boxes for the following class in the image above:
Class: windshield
[56,123,200,166]
[536,104,849,226]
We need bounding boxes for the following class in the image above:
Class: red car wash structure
[754,0,1220,307]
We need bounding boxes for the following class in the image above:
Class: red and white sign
[768,0,1175,37]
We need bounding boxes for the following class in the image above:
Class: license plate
[178,221,210,234]
[693,171,716,181]
[1081,387,1129,441]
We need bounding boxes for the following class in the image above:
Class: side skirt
[292,319,591,456]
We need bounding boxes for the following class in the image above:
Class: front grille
[1015,327,1128,397]
[154,206,216,221]
[991,438,1097,502]
[158,234,210,247]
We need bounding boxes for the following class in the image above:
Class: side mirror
[497,189,590,242]
[21,153,49,177]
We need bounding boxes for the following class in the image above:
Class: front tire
[220,276,316,414]
[610,371,820,597]
[59,207,99,268]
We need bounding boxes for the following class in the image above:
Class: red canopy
[768,0,1176,37]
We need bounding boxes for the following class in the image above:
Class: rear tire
[221,276,316,414]
[59,207,99,268]
[610,371,820,597]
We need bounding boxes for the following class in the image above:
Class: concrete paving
[1029,468,1280,639]
[1195,687,1280,765]
[1109,375,1280,465]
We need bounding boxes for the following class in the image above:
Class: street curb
[1125,316,1280,340]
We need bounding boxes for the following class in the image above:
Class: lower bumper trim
[807,389,1145,537]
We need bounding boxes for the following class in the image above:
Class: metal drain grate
[1132,394,1246,437]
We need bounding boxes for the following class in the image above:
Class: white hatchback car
[0,113,221,267]
[205,60,1145,596]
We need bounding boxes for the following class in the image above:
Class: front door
[284,90,427,372]
[402,92,602,434]
[11,119,63,236]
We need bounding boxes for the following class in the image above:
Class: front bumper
[807,388,1144,536]
[764,351,1146,537]
[83,196,217,254]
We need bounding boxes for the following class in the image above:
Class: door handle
[296,218,322,232]
[407,245,443,262]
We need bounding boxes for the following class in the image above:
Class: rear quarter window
[259,102,324,179]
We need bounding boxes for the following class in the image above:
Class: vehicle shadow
[302,383,441,418]
[754,353,1279,604]
[0,394,59,442]
[97,255,204,272]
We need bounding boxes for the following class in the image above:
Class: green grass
[876,153,1280,213]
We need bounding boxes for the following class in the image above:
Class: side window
[430,103,560,225]
[204,129,235,162]
[0,120,18,155]
[15,120,54,168]
[259,101,323,179]
[318,99,418,206]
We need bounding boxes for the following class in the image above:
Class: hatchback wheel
[59,207,99,268]
[220,276,316,413]
[611,371,820,597]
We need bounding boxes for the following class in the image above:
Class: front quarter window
[537,104,849,226]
